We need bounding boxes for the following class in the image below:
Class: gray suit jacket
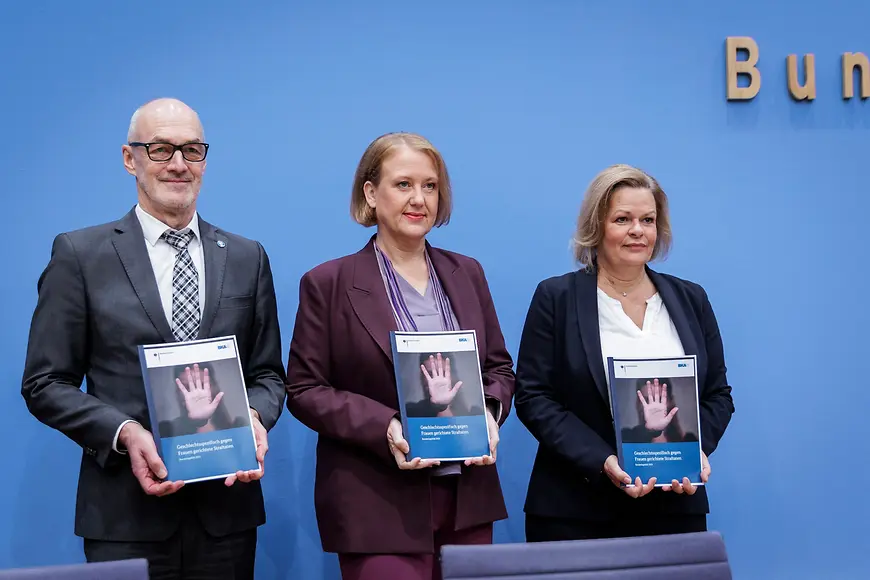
[21,207,287,542]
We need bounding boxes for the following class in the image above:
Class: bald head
[122,97,207,230]
[127,98,204,143]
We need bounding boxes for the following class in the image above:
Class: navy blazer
[514,266,734,521]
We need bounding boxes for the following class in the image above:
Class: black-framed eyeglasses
[128,141,209,162]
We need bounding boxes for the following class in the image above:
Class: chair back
[440,531,732,579]
[0,558,149,580]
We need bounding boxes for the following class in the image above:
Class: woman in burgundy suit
[284,132,516,580]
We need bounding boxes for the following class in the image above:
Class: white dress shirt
[112,204,207,452]
[597,288,685,408]
[135,204,206,324]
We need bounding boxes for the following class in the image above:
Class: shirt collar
[135,204,201,247]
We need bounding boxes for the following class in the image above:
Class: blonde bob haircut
[350,132,453,227]
[573,164,672,268]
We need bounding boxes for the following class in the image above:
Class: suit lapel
[573,268,609,403]
[648,268,700,360]
[427,246,473,327]
[347,240,397,362]
[197,219,228,339]
[111,209,175,343]
[347,240,478,362]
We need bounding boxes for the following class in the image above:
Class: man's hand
[119,422,184,496]
[225,408,267,486]
[421,353,462,407]
[638,379,678,432]
[176,364,224,421]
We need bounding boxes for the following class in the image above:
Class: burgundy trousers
[338,476,493,580]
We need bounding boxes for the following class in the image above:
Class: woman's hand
[663,451,711,494]
[421,353,462,407]
[386,417,440,470]
[637,379,678,432]
[464,409,498,467]
[603,455,656,498]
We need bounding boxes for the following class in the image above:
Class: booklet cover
[137,335,259,483]
[390,330,491,461]
[607,355,703,487]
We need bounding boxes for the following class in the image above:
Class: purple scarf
[373,240,457,332]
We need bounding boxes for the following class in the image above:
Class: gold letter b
[726,36,761,100]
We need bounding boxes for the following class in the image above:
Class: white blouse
[597,288,685,395]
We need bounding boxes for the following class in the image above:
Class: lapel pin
[216,240,226,248]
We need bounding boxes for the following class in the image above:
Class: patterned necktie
[162,229,200,342]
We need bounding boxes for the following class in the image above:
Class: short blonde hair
[350,132,453,227]
[573,164,672,267]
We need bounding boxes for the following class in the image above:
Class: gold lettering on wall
[842,52,870,99]
[787,54,816,100]
[726,36,761,100]
[725,39,870,103]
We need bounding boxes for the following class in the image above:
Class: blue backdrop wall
[1,2,868,579]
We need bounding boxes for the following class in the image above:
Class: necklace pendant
[622,292,627,297]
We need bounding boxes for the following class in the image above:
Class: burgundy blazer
[285,236,516,554]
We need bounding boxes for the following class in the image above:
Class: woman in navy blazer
[514,164,735,541]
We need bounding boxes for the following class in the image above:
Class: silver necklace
[602,272,645,297]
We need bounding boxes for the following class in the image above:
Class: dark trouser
[83,509,257,580]
[338,476,493,580]
[525,513,707,542]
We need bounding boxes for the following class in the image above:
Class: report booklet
[137,335,259,483]
[607,355,703,487]
[390,330,491,461]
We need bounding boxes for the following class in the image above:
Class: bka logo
[678,363,687,367]
[217,345,228,350]
[458,338,468,343]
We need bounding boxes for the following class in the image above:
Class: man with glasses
[21,98,286,579]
